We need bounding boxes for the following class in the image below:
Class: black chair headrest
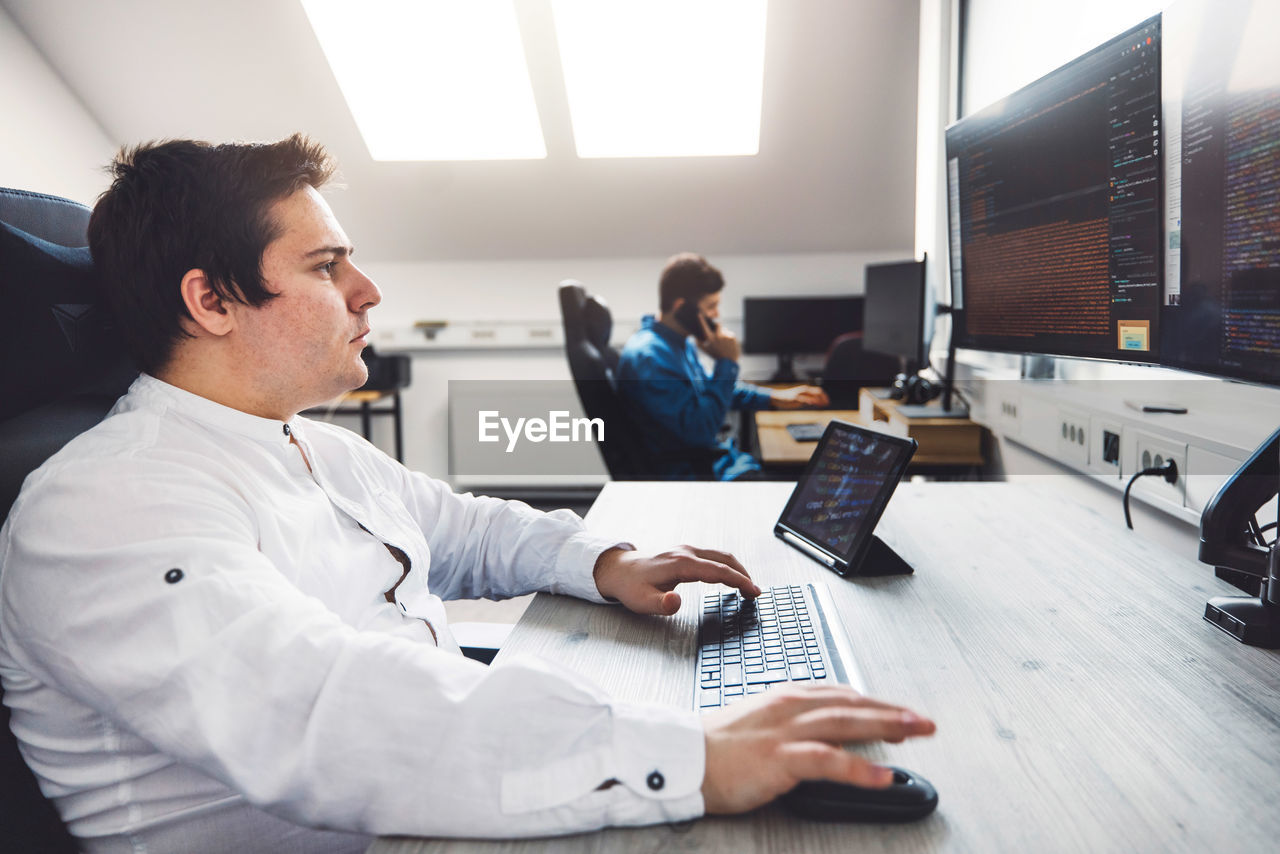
[0,187,92,248]
[1,199,136,424]
[582,294,612,351]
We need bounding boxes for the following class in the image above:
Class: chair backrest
[821,332,901,409]
[1,186,135,853]
[358,344,411,392]
[558,280,644,479]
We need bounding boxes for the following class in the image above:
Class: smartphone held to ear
[673,300,718,341]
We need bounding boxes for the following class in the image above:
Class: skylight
[550,0,768,158]
[301,0,546,161]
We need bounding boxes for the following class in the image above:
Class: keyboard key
[699,688,721,708]
[748,668,789,684]
[723,664,743,687]
[789,663,810,680]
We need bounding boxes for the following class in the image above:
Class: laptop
[774,419,917,577]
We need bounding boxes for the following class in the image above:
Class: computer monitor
[743,296,863,382]
[863,260,927,369]
[1160,0,1280,388]
[945,16,1163,362]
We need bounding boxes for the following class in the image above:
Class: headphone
[890,373,941,405]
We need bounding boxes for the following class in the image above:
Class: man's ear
[179,269,234,337]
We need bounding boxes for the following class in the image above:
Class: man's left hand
[771,385,830,409]
[593,546,760,615]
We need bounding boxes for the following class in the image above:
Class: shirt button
[646,771,665,791]
[283,424,291,436]
[164,568,184,584]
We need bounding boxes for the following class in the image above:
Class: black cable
[1123,459,1179,530]
[925,355,971,410]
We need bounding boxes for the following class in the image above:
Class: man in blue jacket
[618,253,828,480]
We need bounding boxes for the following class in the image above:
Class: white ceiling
[2,0,921,262]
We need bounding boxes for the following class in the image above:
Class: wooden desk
[857,388,984,467]
[372,482,1280,853]
[754,408,863,465]
[754,391,984,469]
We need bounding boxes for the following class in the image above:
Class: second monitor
[743,296,863,382]
[863,259,928,370]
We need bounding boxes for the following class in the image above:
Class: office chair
[358,344,411,392]
[820,332,901,409]
[1,187,137,852]
[558,280,645,478]
[558,281,725,480]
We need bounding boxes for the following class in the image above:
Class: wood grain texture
[755,406,984,467]
[370,482,1280,854]
[754,409,863,464]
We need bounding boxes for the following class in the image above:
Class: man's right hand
[698,316,742,362]
[700,686,936,814]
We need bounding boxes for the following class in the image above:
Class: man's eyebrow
[303,245,355,259]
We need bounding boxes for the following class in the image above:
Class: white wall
[960,0,1165,116]
[0,5,115,204]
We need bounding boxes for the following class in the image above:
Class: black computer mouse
[779,766,938,822]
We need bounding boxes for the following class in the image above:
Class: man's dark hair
[88,134,336,375]
[659,252,724,312]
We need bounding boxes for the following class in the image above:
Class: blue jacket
[616,315,772,480]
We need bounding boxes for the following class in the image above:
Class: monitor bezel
[945,14,1164,366]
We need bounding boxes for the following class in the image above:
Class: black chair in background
[1,186,135,853]
[820,332,901,409]
[558,280,644,478]
[558,280,723,480]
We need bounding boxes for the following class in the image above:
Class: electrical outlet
[991,389,1021,436]
[1128,430,1187,509]
[1088,417,1123,477]
[1057,408,1089,467]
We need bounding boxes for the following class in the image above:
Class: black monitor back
[863,260,927,367]
[743,296,863,356]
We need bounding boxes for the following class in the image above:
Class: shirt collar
[642,314,690,348]
[128,373,299,447]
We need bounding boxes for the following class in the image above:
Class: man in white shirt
[0,135,935,852]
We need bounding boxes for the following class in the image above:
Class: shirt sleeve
[617,347,737,446]
[0,454,704,839]
[732,380,774,411]
[393,467,626,604]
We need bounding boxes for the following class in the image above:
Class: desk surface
[373,482,1280,853]
[755,398,984,468]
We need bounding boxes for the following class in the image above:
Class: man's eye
[318,261,337,275]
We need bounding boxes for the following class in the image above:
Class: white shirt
[0,375,705,853]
